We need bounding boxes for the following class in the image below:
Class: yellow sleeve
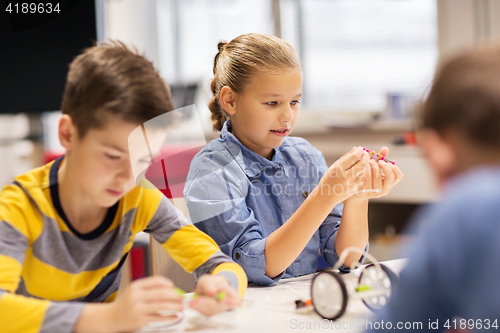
[211,262,247,298]
[143,193,247,298]
[0,291,49,333]
[164,224,247,298]
[0,183,34,292]
[0,184,84,333]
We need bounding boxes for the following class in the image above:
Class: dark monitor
[0,1,102,113]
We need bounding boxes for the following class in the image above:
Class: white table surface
[137,259,407,333]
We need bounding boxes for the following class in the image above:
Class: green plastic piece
[356,285,372,292]
[174,287,186,296]
[216,291,226,301]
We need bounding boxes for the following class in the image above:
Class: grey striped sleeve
[144,196,190,244]
[40,301,85,333]
[0,221,29,264]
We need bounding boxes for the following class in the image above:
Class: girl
[184,33,403,286]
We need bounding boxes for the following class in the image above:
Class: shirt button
[302,191,309,198]
[235,253,241,260]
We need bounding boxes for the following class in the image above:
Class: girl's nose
[280,105,294,123]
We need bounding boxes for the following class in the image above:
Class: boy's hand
[189,274,241,316]
[349,146,404,201]
[109,276,183,332]
[316,146,370,204]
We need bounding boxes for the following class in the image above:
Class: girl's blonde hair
[209,33,301,132]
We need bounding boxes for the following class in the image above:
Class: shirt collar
[220,120,284,177]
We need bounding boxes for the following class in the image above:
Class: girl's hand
[108,276,183,332]
[189,274,241,317]
[349,146,404,201]
[315,146,371,205]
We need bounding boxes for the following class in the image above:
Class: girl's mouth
[270,129,288,137]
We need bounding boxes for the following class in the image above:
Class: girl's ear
[420,128,457,186]
[59,114,78,150]
[220,86,237,115]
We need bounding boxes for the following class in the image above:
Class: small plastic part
[311,271,348,320]
[355,285,371,292]
[311,247,399,320]
[174,287,186,296]
[358,263,399,312]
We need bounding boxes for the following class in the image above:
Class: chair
[145,144,202,292]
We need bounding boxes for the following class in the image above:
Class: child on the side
[0,41,246,333]
[366,46,500,332]
[184,33,403,286]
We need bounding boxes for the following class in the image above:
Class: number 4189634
[5,3,61,14]
[444,319,498,330]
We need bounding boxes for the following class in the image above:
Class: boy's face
[63,116,164,208]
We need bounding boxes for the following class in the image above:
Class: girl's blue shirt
[184,120,366,286]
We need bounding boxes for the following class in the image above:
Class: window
[281,0,438,112]
[157,0,274,83]
[156,0,438,114]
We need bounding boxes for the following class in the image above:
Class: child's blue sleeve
[184,149,282,286]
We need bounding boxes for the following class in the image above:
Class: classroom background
[1,0,500,291]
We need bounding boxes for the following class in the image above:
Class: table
[137,259,407,333]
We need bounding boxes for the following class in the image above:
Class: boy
[0,41,246,333]
[367,47,500,331]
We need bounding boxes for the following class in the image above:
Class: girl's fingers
[392,165,404,185]
[338,147,368,170]
[371,160,383,190]
[338,146,358,161]
[378,146,389,158]
[348,150,370,175]
[361,163,373,190]
[379,160,396,191]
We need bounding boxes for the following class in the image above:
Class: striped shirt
[0,156,246,333]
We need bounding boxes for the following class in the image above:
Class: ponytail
[208,41,229,132]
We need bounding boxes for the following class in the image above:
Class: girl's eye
[266,101,277,106]
[106,154,120,160]
[291,100,300,105]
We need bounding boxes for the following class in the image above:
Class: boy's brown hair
[61,40,174,137]
[422,46,500,148]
